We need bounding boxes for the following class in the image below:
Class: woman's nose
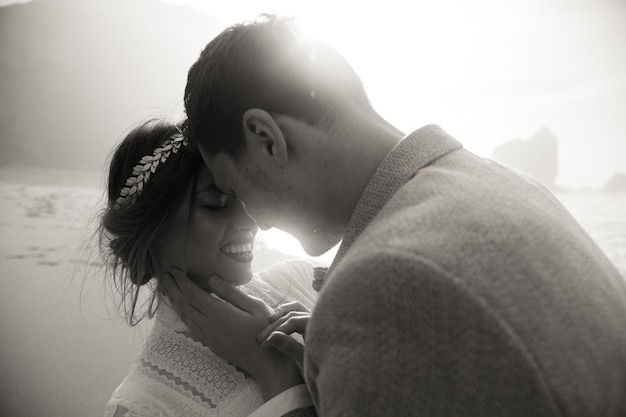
[231,200,258,233]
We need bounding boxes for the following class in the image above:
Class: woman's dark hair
[98,118,202,325]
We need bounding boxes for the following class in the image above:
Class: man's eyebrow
[212,183,235,196]
[196,184,226,195]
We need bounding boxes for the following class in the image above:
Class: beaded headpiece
[114,134,188,209]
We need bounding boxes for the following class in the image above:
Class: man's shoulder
[323,240,446,306]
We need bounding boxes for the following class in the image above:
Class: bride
[99,118,316,417]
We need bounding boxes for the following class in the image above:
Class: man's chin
[301,234,342,257]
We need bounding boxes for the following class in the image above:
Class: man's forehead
[203,156,238,194]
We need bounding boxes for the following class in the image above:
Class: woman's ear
[242,108,288,168]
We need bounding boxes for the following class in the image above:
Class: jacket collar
[326,124,462,278]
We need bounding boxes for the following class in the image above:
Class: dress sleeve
[247,385,316,417]
[104,398,152,417]
[250,259,319,310]
[243,261,320,416]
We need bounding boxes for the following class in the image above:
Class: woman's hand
[256,301,311,371]
[162,270,303,401]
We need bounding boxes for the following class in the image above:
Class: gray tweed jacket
[290,125,626,417]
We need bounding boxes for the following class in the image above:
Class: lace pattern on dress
[104,260,318,417]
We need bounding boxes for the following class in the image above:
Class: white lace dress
[104,260,317,417]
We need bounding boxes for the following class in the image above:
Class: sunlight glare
[160,0,626,186]
[256,227,338,264]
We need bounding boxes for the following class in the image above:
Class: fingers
[161,270,204,328]
[208,275,272,315]
[257,312,310,344]
[312,280,324,292]
[162,270,234,322]
[265,332,304,370]
[269,300,310,322]
[161,268,186,306]
[312,266,328,292]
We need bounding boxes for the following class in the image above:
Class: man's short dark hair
[184,14,373,159]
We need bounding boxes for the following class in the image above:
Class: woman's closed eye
[201,194,231,211]
[196,189,232,211]
[195,182,234,212]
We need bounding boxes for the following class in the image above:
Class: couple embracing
[102,15,626,417]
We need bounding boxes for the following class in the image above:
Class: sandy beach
[0,167,308,416]
[0,166,624,416]
[0,168,141,416]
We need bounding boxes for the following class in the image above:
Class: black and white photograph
[1,0,625,416]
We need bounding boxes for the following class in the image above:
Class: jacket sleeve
[281,406,317,417]
[304,249,560,416]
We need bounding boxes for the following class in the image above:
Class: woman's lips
[221,241,254,263]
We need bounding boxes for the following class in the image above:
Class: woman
[99,119,316,417]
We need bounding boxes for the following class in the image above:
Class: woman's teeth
[223,242,253,255]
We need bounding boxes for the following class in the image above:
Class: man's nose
[231,200,259,233]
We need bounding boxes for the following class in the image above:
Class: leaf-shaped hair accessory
[114,134,187,209]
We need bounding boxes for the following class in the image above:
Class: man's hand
[162,269,303,401]
[256,301,311,371]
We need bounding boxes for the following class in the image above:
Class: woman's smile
[159,166,258,287]
[221,238,255,263]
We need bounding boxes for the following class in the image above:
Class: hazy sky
[3,0,625,187]
[157,0,626,188]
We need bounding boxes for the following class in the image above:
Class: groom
[182,15,626,416]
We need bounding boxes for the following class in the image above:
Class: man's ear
[242,108,288,168]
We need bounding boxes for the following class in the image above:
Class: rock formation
[603,173,626,192]
[492,127,559,189]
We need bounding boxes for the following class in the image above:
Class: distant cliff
[0,0,223,171]
[492,127,559,189]
[603,173,626,192]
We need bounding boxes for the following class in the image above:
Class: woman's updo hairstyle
[99,118,202,325]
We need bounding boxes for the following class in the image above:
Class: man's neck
[326,115,404,231]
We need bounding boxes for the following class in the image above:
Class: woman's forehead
[195,165,215,187]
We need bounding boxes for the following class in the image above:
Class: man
[181,15,626,416]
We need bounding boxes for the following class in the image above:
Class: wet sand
[0,170,144,416]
